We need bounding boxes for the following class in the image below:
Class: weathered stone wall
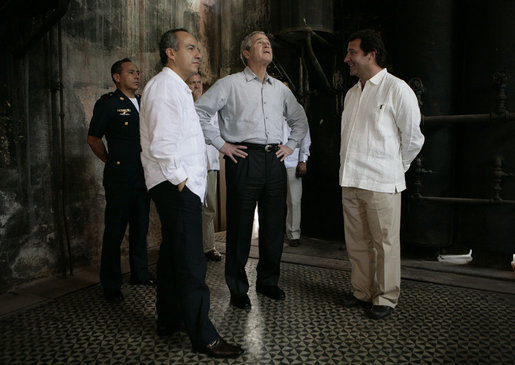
[0,0,270,293]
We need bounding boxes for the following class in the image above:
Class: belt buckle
[265,144,273,152]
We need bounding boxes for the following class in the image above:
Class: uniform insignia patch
[117,108,131,116]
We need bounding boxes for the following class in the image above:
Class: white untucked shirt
[282,122,311,169]
[140,67,207,201]
[339,68,424,193]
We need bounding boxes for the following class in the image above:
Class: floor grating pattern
[0,258,514,364]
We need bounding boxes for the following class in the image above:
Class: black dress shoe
[193,337,244,358]
[256,284,285,300]
[130,278,155,286]
[288,239,301,247]
[342,294,371,308]
[368,305,394,319]
[156,322,186,337]
[205,249,222,262]
[230,293,251,309]
[104,290,124,304]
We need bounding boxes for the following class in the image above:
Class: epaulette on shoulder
[100,92,115,100]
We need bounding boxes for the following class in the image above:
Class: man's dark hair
[348,29,387,68]
[111,58,132,84]
[159,28,189,66]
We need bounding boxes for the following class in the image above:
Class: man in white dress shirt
[339,29,424,319]
[186,72,222,262]
[139,28,242,358]
[282,121,311,247]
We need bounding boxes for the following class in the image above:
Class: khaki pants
[202,170,218,253]
[285,167,303,240]
[341,187,401,307]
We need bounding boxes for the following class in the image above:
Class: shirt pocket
[374,103,387,122]
[372,103,398,158]
[374,103,396,135]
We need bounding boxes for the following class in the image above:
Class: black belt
[239,142,279,152]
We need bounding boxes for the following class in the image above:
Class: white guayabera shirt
[140,67,208,202]
[339,68,425,193]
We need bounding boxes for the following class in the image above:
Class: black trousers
[149,181,218,347]
[224,148,287,295]
[100,184,151,292]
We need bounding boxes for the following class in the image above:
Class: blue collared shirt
[195,67,308,151]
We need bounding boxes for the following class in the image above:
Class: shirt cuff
[285,141,297,151]
[212,136,226,151]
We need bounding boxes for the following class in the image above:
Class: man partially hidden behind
[186,72,223,262]
[195,31,308,310]
[139,28,242,358]
[282,117,311,248]
[339,29,424,319]
[87,58,154,304]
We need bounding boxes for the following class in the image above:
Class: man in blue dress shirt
[196,31,308,310]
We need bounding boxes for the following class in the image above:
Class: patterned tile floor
[1,257,514,364]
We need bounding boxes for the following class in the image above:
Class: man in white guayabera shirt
[195,31,308,311]
[139,28,242,359]
[339,29,424,320]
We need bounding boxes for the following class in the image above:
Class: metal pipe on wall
[411,195,515,205]
[49,32,67,279]
[423,113,515,124]
[411,156,515,204]
[48,20,73,279]
[305,30,333,92]
[23,56,34,225]
[57,20,73,276]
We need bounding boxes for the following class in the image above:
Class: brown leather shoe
[205,249,222,262]
[193,337,244,358]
